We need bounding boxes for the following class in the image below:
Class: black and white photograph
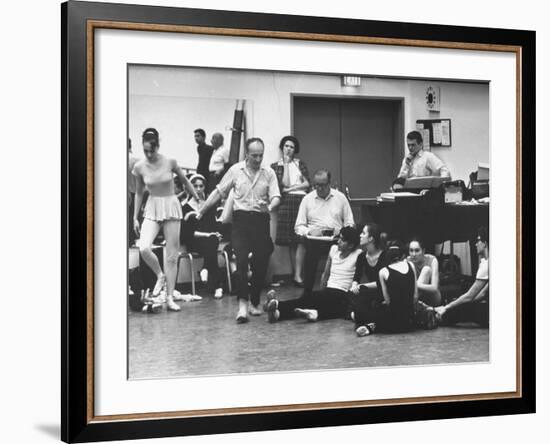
[127,64,490,380]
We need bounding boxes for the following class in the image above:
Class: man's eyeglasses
[313,182,330,189]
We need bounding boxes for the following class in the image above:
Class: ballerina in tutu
[132,128,200,311]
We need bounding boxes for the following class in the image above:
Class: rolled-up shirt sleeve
[216,166,236,199]
[438,163,451,179]
[267,169,281,201]
[428,153,451,179]
[342,197,355,227]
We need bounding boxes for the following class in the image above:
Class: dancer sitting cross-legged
[265,226,362,323]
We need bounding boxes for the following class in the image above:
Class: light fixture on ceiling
[342,76,361,87]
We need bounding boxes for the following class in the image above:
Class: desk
[354,198,489,272]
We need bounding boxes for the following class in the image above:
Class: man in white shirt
[197,137,280,323]
[294,169,355,294]
[208,132,229,192]
[394,130,451,188]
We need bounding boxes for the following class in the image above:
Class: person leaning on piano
[392,130,451,190]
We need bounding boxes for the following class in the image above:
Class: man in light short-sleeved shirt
[197,137,280,323]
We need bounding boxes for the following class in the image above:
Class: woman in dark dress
[180,174,224,298]
[355,241,418,336]
[350,224,388,330]
[270,135,310,286]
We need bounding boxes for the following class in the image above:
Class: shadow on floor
[34,424,59,440]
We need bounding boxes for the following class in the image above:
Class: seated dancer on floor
[180,174,224,299]
[294,169,355,295]
[407,238,442,307]
[349,223,389,330]
[265,226,362,323]
[435,227,489,327]
[355,241,419,337]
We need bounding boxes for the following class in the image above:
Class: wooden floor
[128,284,489,380]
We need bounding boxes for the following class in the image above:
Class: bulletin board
[416,119,452,149]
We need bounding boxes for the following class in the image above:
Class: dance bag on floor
[128,268,144,312]
[438,241,461,286]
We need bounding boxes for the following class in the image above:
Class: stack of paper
[378,192,420,201]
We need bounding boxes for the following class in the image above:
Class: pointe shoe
[264,289,277,311]
[265,291,280,323]
[236,300,249,323]
[142,303,163,314]
[356,323,376,337]
[166,298,181,312]
[294,308,318,322]
[172,289,184,301]
[152,274,166,296]
[236,311,248,323]
[248,303,263,316]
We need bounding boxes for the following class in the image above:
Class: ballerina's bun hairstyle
[364,223,384,249]
[142,128,159,148]
[386,240,406,263]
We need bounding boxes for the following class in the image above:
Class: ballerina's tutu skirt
[144,195,183,221]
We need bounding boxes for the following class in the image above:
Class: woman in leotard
[132,128,200,311]
[407,238,442,307]
[350,223,388,330]
[355,241,418,336]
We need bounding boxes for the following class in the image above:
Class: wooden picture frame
[62,1,535,442]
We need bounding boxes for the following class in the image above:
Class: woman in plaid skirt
[271,136,310,286]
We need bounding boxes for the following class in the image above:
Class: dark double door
[293,96,403,198]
